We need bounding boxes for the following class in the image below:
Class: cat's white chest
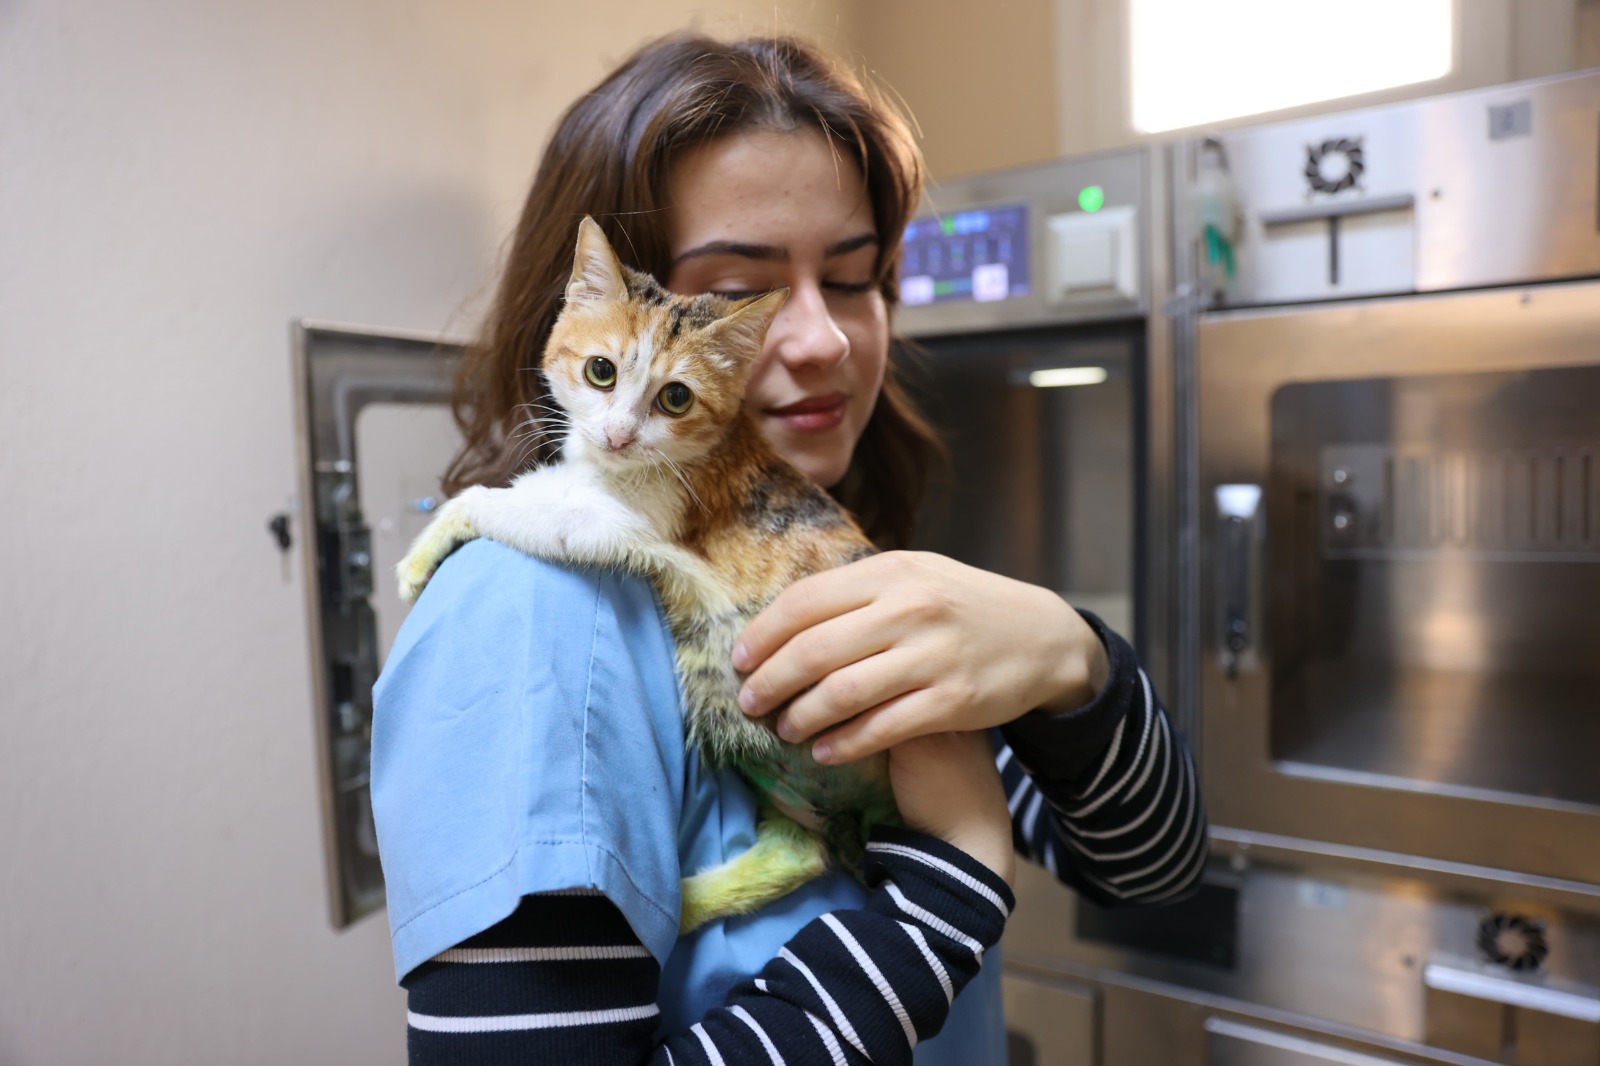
[398,460,730,615]
[471,462,666,562]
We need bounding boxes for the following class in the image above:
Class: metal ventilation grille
[1303,136,1365,195]
[1321,444,1600,558]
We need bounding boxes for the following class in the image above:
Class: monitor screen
[900,204,1031,307]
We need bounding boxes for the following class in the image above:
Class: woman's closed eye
[711,288,777,301]
[712,280,873,300]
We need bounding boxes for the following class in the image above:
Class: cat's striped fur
[397,218,895,932]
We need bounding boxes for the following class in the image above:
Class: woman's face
[665,128,889,489]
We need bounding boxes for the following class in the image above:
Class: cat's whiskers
[510,416,571,443]
[511,397,569,424]
[512,399,573,429]
[509,434,562,471]
[522,395,569,417]
[650,446,707,516]
[509,401,574,468]
[509,415,567,447]
[511,412,571,437]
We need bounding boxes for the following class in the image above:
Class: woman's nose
[767,282,849,371]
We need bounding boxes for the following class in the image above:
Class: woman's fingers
[735,557,927,717]
[731,563,882,677]
[809,686,944,764]
[773,647,926,742]
[738,599,902,721]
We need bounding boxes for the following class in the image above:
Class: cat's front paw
[396,488,487,601]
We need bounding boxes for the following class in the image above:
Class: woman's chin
[782,446,849,490]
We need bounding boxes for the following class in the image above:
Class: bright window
[1129,0,1454,133]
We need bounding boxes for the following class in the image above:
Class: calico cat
[397,217,897,933]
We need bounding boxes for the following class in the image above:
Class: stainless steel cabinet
[1004,971,1098,1065]
[1196,280,1600,891]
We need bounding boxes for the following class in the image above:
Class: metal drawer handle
[1425,961,1600,1022]
[1205,1017,1409,1065]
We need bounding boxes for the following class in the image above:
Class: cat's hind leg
[678,808,829,934]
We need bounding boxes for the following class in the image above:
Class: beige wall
[0,2,844,1063]
[1581,0,1600,66]
[849,0,1063,179]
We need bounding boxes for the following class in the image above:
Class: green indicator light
[1078,185,1106,213]
[939,217,956,236]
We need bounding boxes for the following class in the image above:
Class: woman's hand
[889,731,1015,887]
[732,551,1111,764]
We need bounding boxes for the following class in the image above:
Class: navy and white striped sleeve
[996,609,1208,906]
[401,827,1013,1065]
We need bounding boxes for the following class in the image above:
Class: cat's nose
[606,428,636,451]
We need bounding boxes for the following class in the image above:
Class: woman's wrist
[1000,607,1140,789]
[887,731,1016,887]
[1030,593,1111,718]
[866,825,1016,927]
[940,826,1017,888]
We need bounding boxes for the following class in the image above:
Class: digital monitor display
[900,203,1030,306]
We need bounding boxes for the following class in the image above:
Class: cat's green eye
[658,382,694,416]
[585,357,617,389]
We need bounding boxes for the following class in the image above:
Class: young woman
[371,31,1207,1065]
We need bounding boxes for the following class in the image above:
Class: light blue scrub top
[371,538,1004,1062]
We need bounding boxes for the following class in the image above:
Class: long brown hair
[443,32,944,549]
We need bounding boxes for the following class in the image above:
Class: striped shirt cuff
[999,608,1140,789]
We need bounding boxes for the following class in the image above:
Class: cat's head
[541,216,787,472]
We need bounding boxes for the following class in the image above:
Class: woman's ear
[565,216,628,305]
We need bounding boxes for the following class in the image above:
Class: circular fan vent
[1304,137,1365,195]
[1476,912,1549,973]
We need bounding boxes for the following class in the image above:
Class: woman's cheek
[743,349,783,411]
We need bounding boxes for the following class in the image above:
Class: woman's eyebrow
[824,232,877,257]
[674,240,786,264]
[672,232,878,265]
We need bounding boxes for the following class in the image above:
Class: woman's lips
[764,392,848,433]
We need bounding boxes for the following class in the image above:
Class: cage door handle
[1257,193,1415,227]
[1216,484,1263,678]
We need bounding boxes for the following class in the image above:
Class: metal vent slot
[1323,444,1600,560]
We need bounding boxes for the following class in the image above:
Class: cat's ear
[705,288,789,361]
[565,216,628,305]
